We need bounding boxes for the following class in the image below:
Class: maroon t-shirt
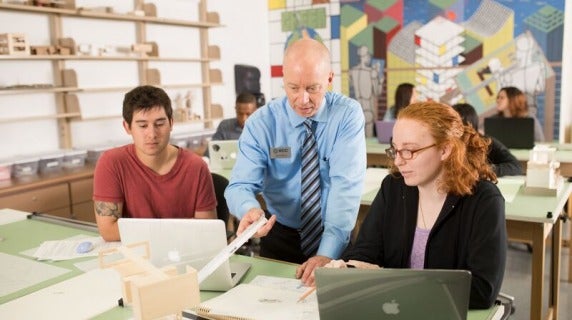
[93,144,216,218]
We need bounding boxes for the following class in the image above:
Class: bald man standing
[225,38,366,285]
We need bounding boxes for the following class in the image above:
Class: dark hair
[452,103,479,130]
[236,92,257,105]
[393,83,415,117]
[122,85,172,127]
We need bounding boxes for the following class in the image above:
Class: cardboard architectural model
[99,242,200,320]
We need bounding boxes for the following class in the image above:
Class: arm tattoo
[95,202,121,220]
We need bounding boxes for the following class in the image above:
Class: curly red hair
[389,101,497,196]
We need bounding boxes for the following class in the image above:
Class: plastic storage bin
[0,159,12,181]
[170,134,190,148]
[12,157,39,178]
[63,149,87,169]
[87,146,111,164]
[38,152,64,174]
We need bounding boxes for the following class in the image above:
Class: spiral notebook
[191,276,318,320]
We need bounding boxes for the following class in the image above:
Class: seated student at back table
[383,82,417,121]
[493,86,545,142]
[93,85,217,241]
[212,92,258,141]
[335,101,507,309]
[225,38,366,286]
[453,103,523,177]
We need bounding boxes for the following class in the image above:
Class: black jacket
[488,136,523,177]
[343,175,507,309]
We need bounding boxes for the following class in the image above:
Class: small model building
[525,145,561,194]
[99,242,200,320]
[0,33,30,56]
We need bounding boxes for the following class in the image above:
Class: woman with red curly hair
[339,101,507,309]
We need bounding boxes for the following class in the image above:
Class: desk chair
[496,292,515,319]
[211,172,258,256]
[211,172,233,240]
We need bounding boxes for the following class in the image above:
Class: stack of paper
[193,276,319,320]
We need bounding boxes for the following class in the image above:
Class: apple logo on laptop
[382,299,400,315]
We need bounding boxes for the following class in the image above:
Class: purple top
[410,227,430,269]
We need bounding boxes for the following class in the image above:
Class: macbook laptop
[208,140,239,170]
[118,218,250,291]
[375,120,395,144]
[314,268,471,320]
[484,117,534,149]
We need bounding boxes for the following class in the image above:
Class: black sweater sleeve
[465,182,507,309]
[488,137,523,177]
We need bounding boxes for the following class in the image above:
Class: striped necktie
[300,119,323,257]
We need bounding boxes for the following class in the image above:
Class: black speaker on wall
[234,64,265,107]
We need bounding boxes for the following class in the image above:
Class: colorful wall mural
[267,0,565,139]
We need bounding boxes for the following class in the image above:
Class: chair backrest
[211,172,230,226]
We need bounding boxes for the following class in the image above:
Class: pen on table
[297,287,316,303]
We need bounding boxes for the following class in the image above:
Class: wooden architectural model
[99,242,200,320]
[0,33,30,55]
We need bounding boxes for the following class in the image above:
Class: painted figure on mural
[350,45,383,137]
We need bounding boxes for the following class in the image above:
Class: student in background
[225,38,366,286]
[453,103,523,177]
[93,85,217,241]
[494,86,545,142]
[383,82,417,121]
[334,101,506,309]
[212,92,258,141]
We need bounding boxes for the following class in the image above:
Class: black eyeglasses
[385,144,437,160]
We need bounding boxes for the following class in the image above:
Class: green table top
[0,212,501,320]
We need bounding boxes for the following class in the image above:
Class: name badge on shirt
[270,147,291,159]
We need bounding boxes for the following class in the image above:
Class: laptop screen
[484,117,534,149]
[375,120,395,144]
[208,140,239,170]
[315,268,471,320]
[118,218,249,291]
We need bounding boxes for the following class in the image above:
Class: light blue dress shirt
[225,92,366,259]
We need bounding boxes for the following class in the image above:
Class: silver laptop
[208,140,239,170]
[118,218,250,291]
[375,120,395,144]
[315,268,471,320]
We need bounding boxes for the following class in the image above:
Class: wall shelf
[0,0,222,151]
[0,3,222,28]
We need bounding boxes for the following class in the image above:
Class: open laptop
[375,120,395,143]
[314,268,471,320]
[208,140,239,170]
[118,218,250,291]
[484,117,535,149]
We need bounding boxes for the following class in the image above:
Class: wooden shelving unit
[0,0,223,149]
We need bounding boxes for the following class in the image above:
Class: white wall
[209,0,270,119]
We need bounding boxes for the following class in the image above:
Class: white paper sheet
[33,236,121,261]
[0,252,70,297]
[0,268,121,320]
[249,275,311,294]
[197,282,319,320]
[0,208,28,226]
